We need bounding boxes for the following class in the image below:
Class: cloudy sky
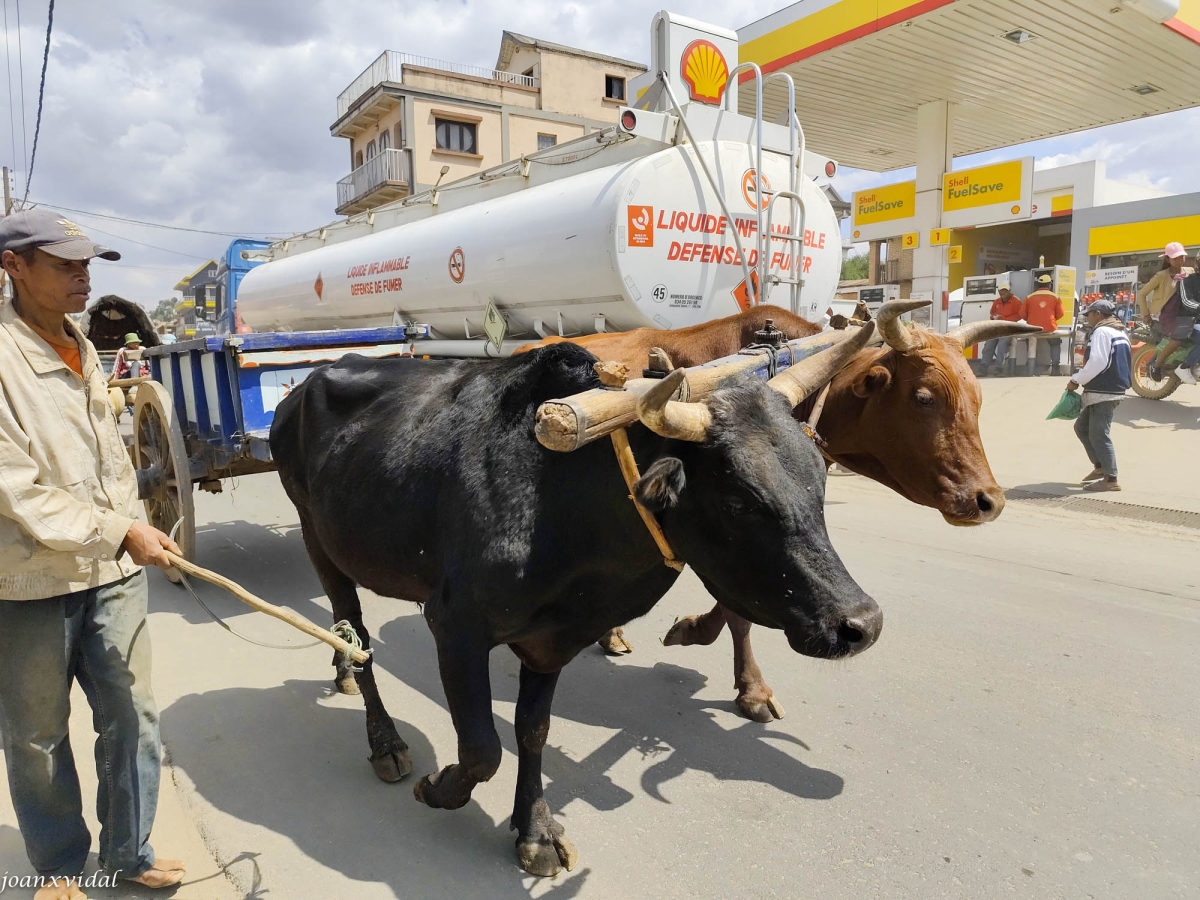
[2,0,1197,308]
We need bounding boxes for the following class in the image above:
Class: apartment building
[331,32,647,216]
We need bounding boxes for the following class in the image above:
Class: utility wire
[21,0,50,207]
[34,200,290,238]
[14,0,26,181]
[75,219,216,260]
[3,1,17,176]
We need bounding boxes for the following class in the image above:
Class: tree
[151,298,177,323]
[841,254,869,281]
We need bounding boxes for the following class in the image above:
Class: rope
[741,343,780,378]
[168,518,324,653]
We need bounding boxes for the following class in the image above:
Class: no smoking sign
[448,247,466,283]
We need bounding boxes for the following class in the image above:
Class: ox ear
[634,457,686,512]
[852,364,893,398]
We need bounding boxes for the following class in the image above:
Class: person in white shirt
[1066,300,1131,492]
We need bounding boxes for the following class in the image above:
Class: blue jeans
[1184,326,1200,369]
[980,337,1009,367]
[0,571,159,879]
[1074,400,1119,479]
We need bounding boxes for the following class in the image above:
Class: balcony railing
[337,50,540,119]
[337,148,412,211]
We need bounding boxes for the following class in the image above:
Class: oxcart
[135,325,429,576]
[133,322,846,576]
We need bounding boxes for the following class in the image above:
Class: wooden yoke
[535,329,851,452]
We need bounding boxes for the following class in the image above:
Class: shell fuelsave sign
[941,157,1034,228]
[850,180,917,241]
[680,39,729,104]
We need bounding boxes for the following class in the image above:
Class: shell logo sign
[680,39,729,104]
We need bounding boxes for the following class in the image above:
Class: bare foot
[34,877,87,900]
[128,859,186,889]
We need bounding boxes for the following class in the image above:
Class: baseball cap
[1087,299,1116,317]
[1162,241,1187,259]
[0,209,120,261]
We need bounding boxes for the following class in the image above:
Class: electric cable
[33,201,290,238]
[21,0,51,207]
[2,0,18,177]
[14,0,26,181]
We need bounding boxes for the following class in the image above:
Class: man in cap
[1022,274,1065,376]
[979,286,1024,376]
[1066,299,1131,492]
[0,210,186,898]
[109,332,148,383]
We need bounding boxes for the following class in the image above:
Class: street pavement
[1,376,1197,899]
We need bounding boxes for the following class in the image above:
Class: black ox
[269,326,882,877]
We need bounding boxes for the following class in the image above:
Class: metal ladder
[660,65,807,312]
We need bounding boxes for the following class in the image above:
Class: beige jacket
[1136,267,1194,318]
[0,299,141,600]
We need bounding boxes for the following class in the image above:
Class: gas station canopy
[738,0,1200,171]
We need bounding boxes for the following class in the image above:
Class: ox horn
[637,369,713,442]
[875,299,933,353]
[766,320,877,407]
[945,320,1044,349]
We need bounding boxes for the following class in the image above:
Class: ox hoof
[598,628,634,655]
[516,831,578,877]
[334,672,361,695]
[736,691,786,723]
[662,614,722,647]
[414,765,472,810]
[370,748,413,783]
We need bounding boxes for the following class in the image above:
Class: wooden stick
[163,551,371,664]
[610,428,684,571]
[535,330,850,452]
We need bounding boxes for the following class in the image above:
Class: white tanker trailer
[236,13,844,352]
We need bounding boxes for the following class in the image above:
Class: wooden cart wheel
[133,381,195,584]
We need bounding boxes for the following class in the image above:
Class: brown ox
[518,303,1037,721]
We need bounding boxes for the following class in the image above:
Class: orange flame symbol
[680,39,729,105]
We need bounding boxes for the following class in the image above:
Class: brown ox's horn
[875,299,933,352]
[637,369,713,442]
[767,321,877,407]
[945,320,1044,349]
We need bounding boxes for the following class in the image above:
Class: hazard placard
[732,271,760,312]
[483,301,507,350]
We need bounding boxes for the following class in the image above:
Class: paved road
[2,378,1197,899]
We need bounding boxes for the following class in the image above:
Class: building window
[355,150,363,168]
[435,118,477,155]
[605,75,626,101]
[365,139,377,160]
[537,133,557,151]
[379,130,391,152]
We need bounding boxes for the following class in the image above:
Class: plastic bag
[1045,390,1081,421]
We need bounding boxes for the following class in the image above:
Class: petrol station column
[912,100,954,333]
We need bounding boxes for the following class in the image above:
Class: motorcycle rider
[1173,266,1200,385]
[1137,242,1193,380]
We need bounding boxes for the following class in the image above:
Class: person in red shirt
[979,287,1024,374]
[1022,275,1065,375]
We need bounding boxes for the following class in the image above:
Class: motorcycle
[1127,322,1196,400]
